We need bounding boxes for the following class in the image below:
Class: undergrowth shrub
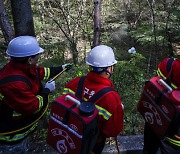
[113,53,146,135]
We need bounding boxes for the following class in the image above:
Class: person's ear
[107,66,113,73]
[107,67,111,73]
[28,57,33,65]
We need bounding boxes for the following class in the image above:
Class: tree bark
[146,0,157,72]
[164,0,177,56]
[93,0,101,48]
[10,0,35,36]
[0,0,14,44]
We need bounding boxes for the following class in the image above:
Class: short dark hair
[11,54,39,63]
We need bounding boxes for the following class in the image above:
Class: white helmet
[86,45,117,67]
[6,36,44,57]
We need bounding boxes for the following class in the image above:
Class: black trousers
[92,138,106,154]
[143,123,180,154]
[143,123,160,154]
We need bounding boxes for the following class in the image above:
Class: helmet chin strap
[93,67,112,78]
[104,69,112,78]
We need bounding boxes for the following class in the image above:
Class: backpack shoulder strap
[89,87,114,103]
[166,58,174,73]
[75,76,114,103]
[0,75,32,89]
[166,58,174,84]
[75,76,86,99]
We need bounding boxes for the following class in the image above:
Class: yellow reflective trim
[157,69,177,89]
[43,67,50,80]
[171,83,177,89]
[63,89,87,102]
[0,93,4,100]
[1,94,22,117]
[0,103,48,136]
[157,69,166,80]
[95,105,112,120]
[0,123,38,142]
[63,88,75,95]
[36,95,44,111]
[0,94,21,117]
[166,137,180,147]
[13,112,21,117]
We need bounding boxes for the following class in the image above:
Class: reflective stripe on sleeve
[0,93,22,118]
[13,95,44,117]
[166,137,180,147]
[36,95,44,111]
[0,93,4,100]
[157,69,177,89]
[13,112,21,117]
[95,105,112,120]
[157,68,166,80]
[171,83,178,89]
[43,67,50,80]
[63,88,75,95]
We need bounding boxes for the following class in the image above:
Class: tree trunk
[70,42,78,64]
[10,0,35,36]
[164,0,177,56]
[146,0,158,72]
[0,0,14,44]
[93,0,101,48]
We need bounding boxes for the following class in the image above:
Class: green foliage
[113,53,146,135]
[129,25,153,45]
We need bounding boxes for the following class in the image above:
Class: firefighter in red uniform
[0,36,72,153]
[63,45,124,154]
[143,41,180,154]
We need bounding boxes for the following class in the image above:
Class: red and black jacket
[0,60,63,144]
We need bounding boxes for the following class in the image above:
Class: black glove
[62,63,72,71]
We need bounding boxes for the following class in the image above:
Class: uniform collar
[86,71,114,87]
[9,60,37,76]
[176,57,180,62]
